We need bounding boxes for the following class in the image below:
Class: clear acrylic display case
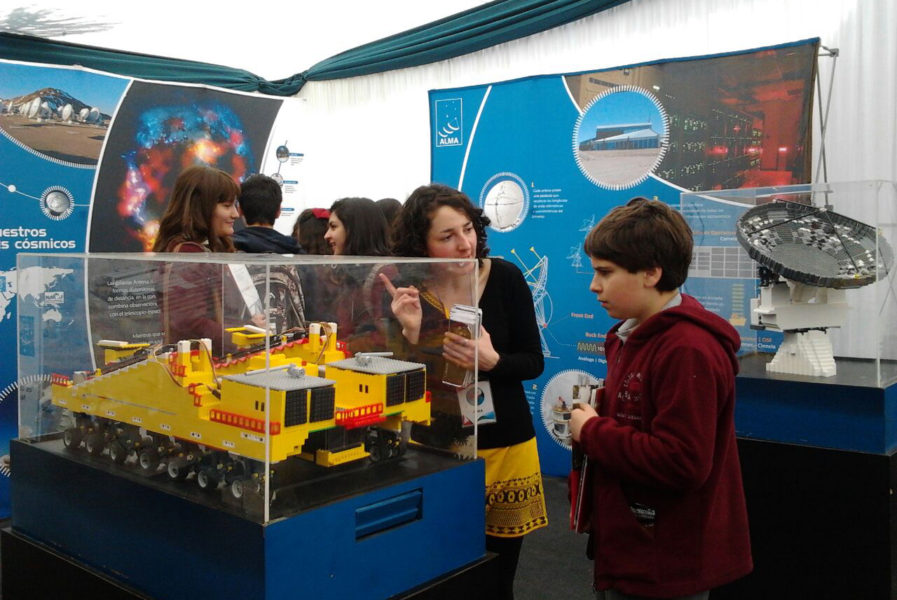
[16,252,480,524]
[681,181,897,388]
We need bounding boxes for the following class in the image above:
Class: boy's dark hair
[584,197,693,291]
[239,174,282,225]
[390,184,490,260]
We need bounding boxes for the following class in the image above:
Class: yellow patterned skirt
[480,437,549,538]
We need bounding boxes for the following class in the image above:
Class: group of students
[151,164,752,600]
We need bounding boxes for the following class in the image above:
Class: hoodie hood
[610,293,741,375]
[233,226,303,254]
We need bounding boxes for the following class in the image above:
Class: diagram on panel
[511,246,553,357]
[567,214,597,272]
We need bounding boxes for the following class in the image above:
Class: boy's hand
[570,402,598,442]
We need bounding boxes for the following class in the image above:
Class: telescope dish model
[736,200,894,377]
[26,97,40,119]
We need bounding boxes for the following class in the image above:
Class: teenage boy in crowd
[233,174,306,333]
[570,198,752,600]
[233,174,303,254]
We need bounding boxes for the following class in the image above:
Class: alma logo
[435,98,463,147]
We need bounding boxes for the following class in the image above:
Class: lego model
[51,323,430,498]
[736,200,894,376]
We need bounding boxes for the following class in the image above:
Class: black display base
[714,438,897,600]
[1,527,499,600]
[2,528,149,600]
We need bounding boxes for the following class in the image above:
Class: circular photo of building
[479,172,529,232]
[573,86,669,190]
[539,369,604,450]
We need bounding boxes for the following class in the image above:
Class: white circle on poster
[479,172,529,232]
[40,186,75,220]
[539,369,604,450]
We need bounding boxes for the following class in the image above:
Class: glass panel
[681,181,897,388]
[17,252,478,524]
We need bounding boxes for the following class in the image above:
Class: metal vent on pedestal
[736,200,893,289]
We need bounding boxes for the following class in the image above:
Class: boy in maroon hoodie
[570,198,752,599]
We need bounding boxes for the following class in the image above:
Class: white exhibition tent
[2,0,895,203]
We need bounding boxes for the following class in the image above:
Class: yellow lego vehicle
[51,323,430,499]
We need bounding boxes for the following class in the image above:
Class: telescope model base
[767,330,837,377]
[752,279,847,377]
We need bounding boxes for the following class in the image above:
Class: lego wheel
[230,478,246,499]
[85,433,105,457]
[369,443,384,462]
[230,478,262,500]
[62,427,82,450]
[108,441,128,464]
[167,459,190,480]
[196,469,219,491]
[138,448,160,471]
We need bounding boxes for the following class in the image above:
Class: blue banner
[430,39,819,475]
[0,60,298,516]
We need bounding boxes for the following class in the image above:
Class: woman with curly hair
[382,183,547,600]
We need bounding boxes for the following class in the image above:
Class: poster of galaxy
[90,81,281,252]
[429,39,819,474]
[0,59,306,516]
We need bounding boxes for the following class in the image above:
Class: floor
[515,475,595,600]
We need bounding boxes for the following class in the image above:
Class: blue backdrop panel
[430,39,819,475]
[0,59,286,517]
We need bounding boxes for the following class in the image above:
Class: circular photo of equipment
[539,369,604,450]
[479,172,529,232]
[40,186,75,220]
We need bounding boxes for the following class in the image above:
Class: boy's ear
[643,266,662,288]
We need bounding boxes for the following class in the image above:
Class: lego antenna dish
[736,200,893,289]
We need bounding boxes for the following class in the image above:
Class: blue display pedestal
[1,528,498,600]
[6,439,486,600]
[734,355,897,453]
[715,355,897,599]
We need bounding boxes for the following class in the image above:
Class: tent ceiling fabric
[0,1,492,79]
[304,0,631,81]
[0,0,630,96]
